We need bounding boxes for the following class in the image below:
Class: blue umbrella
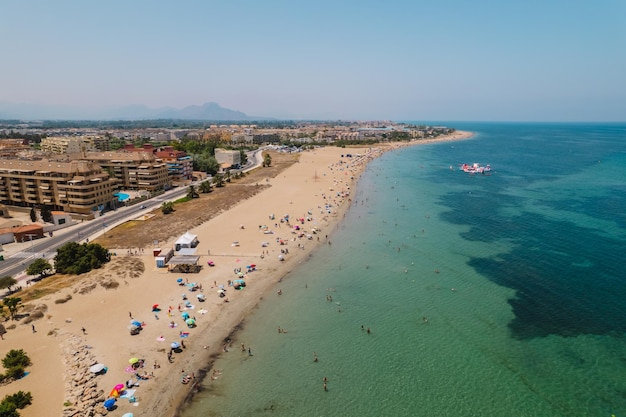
[104,398,116,409]
[176,278,183,283]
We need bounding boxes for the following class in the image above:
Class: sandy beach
[0,131,472,417]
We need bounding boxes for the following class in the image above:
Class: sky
[1,0,625,121]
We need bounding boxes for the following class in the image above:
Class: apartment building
[41,136,97,154]
[82,151,171,192]
[154,146,193,183]
[0,159,116,215]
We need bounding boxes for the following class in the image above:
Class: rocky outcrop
[60,332,108,417]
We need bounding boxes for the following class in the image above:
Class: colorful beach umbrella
[128,358,139,364]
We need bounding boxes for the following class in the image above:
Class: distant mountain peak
[0,101,261,121]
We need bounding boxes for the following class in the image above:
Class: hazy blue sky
[1,0,625,121]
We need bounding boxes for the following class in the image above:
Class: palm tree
[263,153,272,167]
[186,185,198,199]
[199,180,213,194]
[161,201,175,214]
[213,174,225,188]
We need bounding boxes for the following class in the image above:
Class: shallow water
[180,123,626,417]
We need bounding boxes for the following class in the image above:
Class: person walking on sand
[32,325,35,333]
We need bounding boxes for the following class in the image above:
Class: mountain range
[0,101,266,121]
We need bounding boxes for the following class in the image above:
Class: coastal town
[0,119,468,417]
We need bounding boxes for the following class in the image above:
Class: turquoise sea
[180,123,626,417]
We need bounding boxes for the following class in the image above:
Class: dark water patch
[553,189,626,231]
[463,209,626,339]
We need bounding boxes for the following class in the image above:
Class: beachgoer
[32,325,36,333]
[323,382,327,391]
[81,327,86,335]
[241,342,245,351]
[248,347,252,356]
[367,327,371,334]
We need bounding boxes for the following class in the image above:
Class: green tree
[161,201,174,214]
[239,149,248,166]
[29,207,36,223]
[1,298,22,321]
[53,242,110,275]
[224,170,231,183]
[205,155,220,175]
[263,153,272,167]
[0,277,17,293]
[2,350,31,369]
[186,185,198,199]
[39,205,52,223]
[25,259,53,278]
[199,181,213,194]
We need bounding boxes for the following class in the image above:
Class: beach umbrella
[186,318,195,326]
[89,363,106,373]
[114,383,125,392]
[128,358,139,365]
[122,413,134,417]
[181,312,190,320]
[104,398,116,409]
[171,342,181,349]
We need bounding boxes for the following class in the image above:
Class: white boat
[460,163,491,174]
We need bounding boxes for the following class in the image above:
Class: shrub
[2,350,31,369]
[3,367,24,380]
[0,401,18,417]
[3,391,32,409]
[54,295,72,304]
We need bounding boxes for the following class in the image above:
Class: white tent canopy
[175,232,198,249]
